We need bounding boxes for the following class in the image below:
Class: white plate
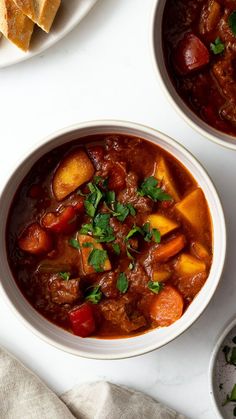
[0,0,98,69]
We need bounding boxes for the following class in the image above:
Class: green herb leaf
[69,238,80,250]
[116,272,129,293]
[80,214,115,243]
[138,176,172,201]
[93,176,103,185]
[112,243,120,255]
[85,285,102,304]
[114,202,130,222]
[127,203,136,216]
[80,223,93,235]
[125,225,143,241]
[210,37,225,55]
[88,248,109,272]
[229,10,236,36]
[230,348,236,365]
[106,191,116,205]
[148,281,163,294]
[223,345,231,363]
[59,272,70,281]
[84,183,103,217]
[142,222,161,243]
[82,242,94,248]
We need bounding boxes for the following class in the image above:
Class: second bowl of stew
[152,0,236,150]
[0,120,226,358]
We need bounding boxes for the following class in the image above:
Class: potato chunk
[53,149,94,201]
[155,157,180,202]
[146,214,179,236]
[175,188,208,234]
[77,234,111,275]
[175,253,206,276]
[153,270,172,282]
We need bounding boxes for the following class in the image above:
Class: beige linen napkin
[0,347,186,419]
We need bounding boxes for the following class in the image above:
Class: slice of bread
[0,0,34,51]
[13,0,61,33]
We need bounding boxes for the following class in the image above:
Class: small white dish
[0,120,226,359]
[150,0,236,150]
[209,318,236,418]
[0,0,98,69]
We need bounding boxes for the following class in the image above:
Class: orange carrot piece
[153,234,186,262]
[150,285,184,327]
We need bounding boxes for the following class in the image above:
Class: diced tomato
[87,145,104,169]
[150,285,184,327]
[108,162,126,191]
[18,223,52,255]
[41,206,77,234]
[68,303,96,337]
[174,33,209,75]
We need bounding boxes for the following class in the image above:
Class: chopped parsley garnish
[84,182,103,217]
[142,222,161,243]
[80,213,115,243]
[223,384,236,406]
[116,272,129,293]
[69,238,80,250]
[59,272,70,281]
[85,285,102,304]
[112,243,120,255]
[138,176,172,201]
[125,225,143,241]
[106,190,116,205]
[229,11,236,36]
[223,345,232,363]
[210,37,225,55]
[148,281,163,294]
[82,242,94,248]
[88,248,109,272]
[230,347,236,365]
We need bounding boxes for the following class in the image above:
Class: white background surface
[0,0,235,417]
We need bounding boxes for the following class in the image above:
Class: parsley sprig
[210,37,225,55]
[88,248,109,272]
[138,176,172,202]
[80,213,115,243]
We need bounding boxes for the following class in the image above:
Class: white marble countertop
[0,0,235,417]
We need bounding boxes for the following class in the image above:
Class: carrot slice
[153,234,186,262]
[150,285,184,327]
[18,223,52,255]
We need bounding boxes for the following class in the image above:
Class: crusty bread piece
[0,0,34,51]
[13,0,61,33]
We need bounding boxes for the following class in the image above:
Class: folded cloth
[0,347,187,419]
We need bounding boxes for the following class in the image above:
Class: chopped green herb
[148,281,163,294]
[223,384,236,406]
[88,248,108,272]
[230,347,236,365]
[106,191,116,205]
[80,213,115,243]
[210,37,225,55]
[112,243,120,255]
[127,203,136,216]
[223,345,231,363]
[229,10,236,36]
[93,175,103,185]
[69,238,80,250]
[116,272,129,293]
[125,225,143,241]
[85,285,102,304]
[59,272,70,281]
[84,182,103,217]
[82,242,94,248]
[115,202,130,222]
[142,222,161,243]
[138,176,172,202]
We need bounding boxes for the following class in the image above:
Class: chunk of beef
[48,275,80,305]
[98,271,119,298]
[118,172,153,213]
[199,0,221,34]
[100,296,146,333]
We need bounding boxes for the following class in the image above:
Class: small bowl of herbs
[210,318,236,418]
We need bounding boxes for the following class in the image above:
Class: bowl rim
[0,119,227,359]
[150,0,236,151]
[208,316,236,419]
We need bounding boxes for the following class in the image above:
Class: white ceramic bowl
[209,317,236,418]
[151,0,236,150]
[0,120,226,359]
